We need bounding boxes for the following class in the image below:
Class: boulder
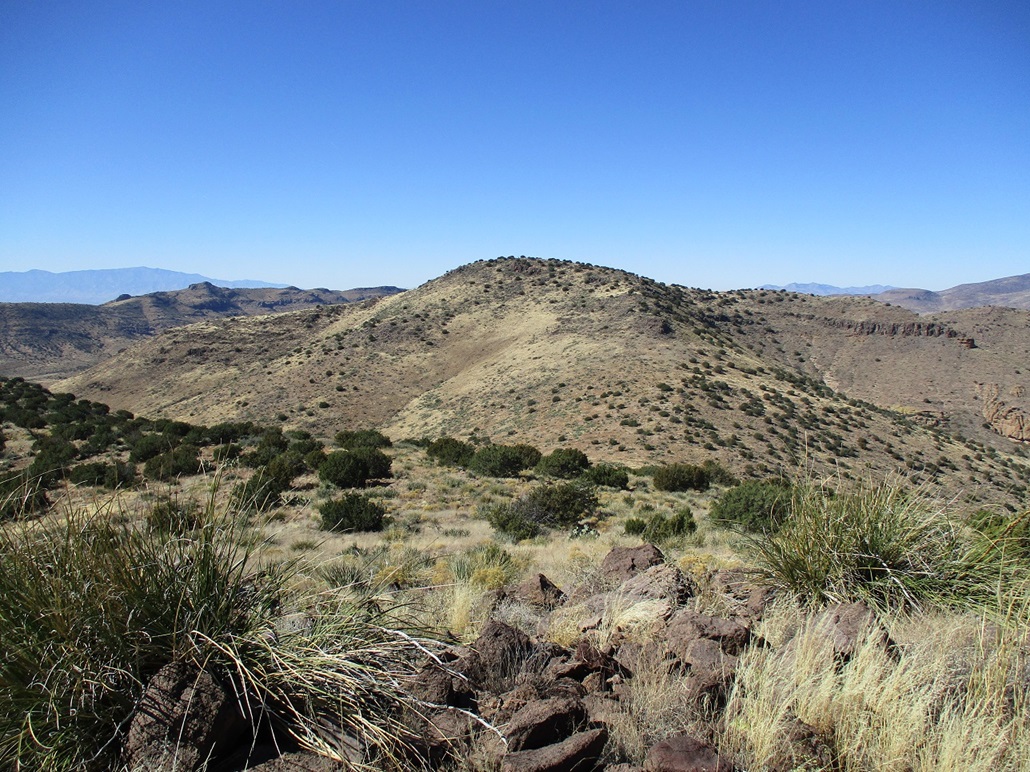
[468,620,535,690]
[121,661,246,771]
[601,545,665,582]
[644,733,734,772]
[502,727,608,772]
[409,660,477,711]
[504,696,587,752]
[621,564,697,606]
[511,573,567,609]
[813,601,885,660]
[707,569,777,621]
[664,610,752,660]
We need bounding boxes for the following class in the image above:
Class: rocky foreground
[121,544,884,772]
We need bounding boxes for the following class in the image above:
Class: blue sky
[1,1,1027,292]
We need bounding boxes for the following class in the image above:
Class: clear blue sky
[1,1,1027,291]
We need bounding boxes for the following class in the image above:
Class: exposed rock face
[828,318,959,338]
[977,382,1030,442]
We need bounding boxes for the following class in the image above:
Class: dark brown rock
[601,545,665,582]
[665,610,752,659]
[644,733,734,771]
[708,569,777,621]
[504,696,587,752]
[121,661,246,771]
[502,727,608,772]
[620,563,699,623]
[813,601,880,659]
[582,693,622,726]
[410,660,477,711]
[245,751,344,771]
[468,620,535,690]
[511,573,567,609]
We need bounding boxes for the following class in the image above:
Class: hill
[0,267,292,304]
[55,257,1030,507]
[872,273,1030,313]
[0,282,403,381]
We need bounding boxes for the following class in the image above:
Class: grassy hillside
[55,257,1030,508]
[1,377,1027,769]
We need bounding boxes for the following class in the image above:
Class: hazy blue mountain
[758,282,897,296]
[0,267,288,304]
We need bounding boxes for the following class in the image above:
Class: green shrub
[487,482,598,539]
[652,463,710,492]
[265,449,305,485]
[232,468,290,512]
[0,472,49,521]
[102,461,136,490]
[143,444,201,481]
[303,448,327,471]
[66,462,105,487]
[485,505,541,541]
[319,494,386,533]
[318,451,371,489]
[701,458,738,486]
[334,429,392,450]
[28,436,78,487]
[469,444,538,478]
[624,517,647,536]
[710,479,793,532]
[349,446,392,480]
[213,442,242,462]
[535,447,591,479]
[146,496,202,535]
[426,436,475,467]
[582,463,629,489]
[128,433,174,463]
[644,508,697,542]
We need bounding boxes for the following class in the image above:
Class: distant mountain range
[759,282,897,296]
[761,274,1030,313]
[0,267,288,304]
[0,281,404,381]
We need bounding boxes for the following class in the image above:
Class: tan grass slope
[55,257,1030,505]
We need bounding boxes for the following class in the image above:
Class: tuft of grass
[0,496,283,769]
[724,595,1030,771]
[0,489,440,770]
[744,479,1021,612]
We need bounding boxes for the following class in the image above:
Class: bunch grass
[0,485,438,770]
[744,478,1024,612]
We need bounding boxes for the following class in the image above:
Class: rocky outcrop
[826,318,960,338]
[976,382,1030,442]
